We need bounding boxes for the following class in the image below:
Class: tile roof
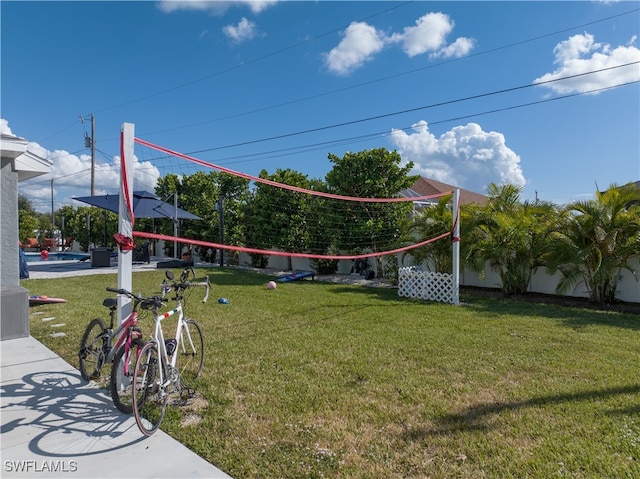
[403,176,488,205]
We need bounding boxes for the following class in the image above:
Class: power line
[18,72,636,212]
[56,6,639,152]
[60,66,639,177]
[93,1,415,114]
[139,7,640,138]
[201,80,640,167]
[179,62,640,155]
[19,66,639,188]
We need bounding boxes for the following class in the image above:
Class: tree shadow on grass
[402,384,640,440]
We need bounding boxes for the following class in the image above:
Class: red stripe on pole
[120,130,135,225]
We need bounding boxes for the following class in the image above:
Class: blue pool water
[25,252,89,263]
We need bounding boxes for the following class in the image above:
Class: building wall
[1,158,19,287]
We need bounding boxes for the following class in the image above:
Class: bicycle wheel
[132,341,167,436]
[109,335,144,414]
[177,318,204,389]
[78,318,108,381]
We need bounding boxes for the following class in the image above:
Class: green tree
[58,206,117,251]
[18,195,39,245]
[244,169,315,270]
[464,183,556,295]
[155,171,249,262]
[544,183,640,303]
[155,174,188,257]
[325,148,418,278]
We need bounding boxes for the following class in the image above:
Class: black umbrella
[73,191,202,220]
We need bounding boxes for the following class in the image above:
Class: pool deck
[24,257,184,279]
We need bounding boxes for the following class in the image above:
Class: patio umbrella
[72,191,202,220]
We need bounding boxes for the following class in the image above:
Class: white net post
[451,189,460,305]
[117,122,135,324]
[397,189,461,305]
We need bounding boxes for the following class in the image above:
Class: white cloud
[392,12,452,57]
[389,121,526,193]
[432,36,476,60]
[324,12,475,76]
[323,22,387,76]
[1,118,13,135]
[223,17,259,43]
[16,142,160,213]
[533,33,640,94]
[157,0,278,15]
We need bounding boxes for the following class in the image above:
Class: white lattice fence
[398,267,456,304]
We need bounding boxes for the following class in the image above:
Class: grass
[23,267,640,478]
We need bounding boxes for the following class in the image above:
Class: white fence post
[452,189,460,305]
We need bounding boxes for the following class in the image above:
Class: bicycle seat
[140,297,163,310]
[103,298,118,309]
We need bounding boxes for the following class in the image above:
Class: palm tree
[464,183,556,295]
[405,194,454,273]
[544,183,640,303]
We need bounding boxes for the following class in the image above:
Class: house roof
[0,132,51,181]
[402,176,488,206]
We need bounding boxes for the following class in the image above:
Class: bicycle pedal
[181,386,196,398]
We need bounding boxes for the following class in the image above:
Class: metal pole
[174,192,178,259]
[90,113,95,196]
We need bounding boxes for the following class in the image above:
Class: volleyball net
[130,136,458,263]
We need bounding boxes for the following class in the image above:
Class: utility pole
[83,113,95,251]
[82,113,96,195]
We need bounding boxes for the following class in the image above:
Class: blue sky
[3,1,639,213]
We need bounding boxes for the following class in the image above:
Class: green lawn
[24,268,640,479]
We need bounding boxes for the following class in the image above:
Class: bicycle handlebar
[106,287,138,298]
[106,287,165,311]
[160,273,211,303]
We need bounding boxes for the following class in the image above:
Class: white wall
[238,252,639,303]
[460,258,639,303]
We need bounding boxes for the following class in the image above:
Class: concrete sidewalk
[1,335,232,478]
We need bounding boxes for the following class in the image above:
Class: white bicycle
[132,268,210,436]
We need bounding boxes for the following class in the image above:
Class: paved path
[1,336,232,478]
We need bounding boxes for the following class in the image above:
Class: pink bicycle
[78,287,163,414]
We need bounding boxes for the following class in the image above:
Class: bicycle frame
[146,302,192,391]
[105,312,140,367]
[147,272,210,390]
[105,315,142,387]
[132,270,209,436]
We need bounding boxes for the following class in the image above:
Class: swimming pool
[25,252,89,263]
